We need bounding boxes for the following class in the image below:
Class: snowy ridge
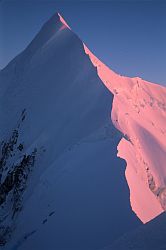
[83,44,166,223]
[0,12,165,249]
[0,13,141,249]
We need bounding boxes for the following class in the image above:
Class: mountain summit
[27,13,71,57]
[27,12,71,52]
[0,13,166,249]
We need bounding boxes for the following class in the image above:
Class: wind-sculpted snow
[0,13,141,249]
[84,45,166,223]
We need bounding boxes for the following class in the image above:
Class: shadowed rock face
[0,111,37,246]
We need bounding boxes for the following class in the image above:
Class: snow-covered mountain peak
[0,12,72,80]
[0,12,142,248]
[40,12,71,32]
[0,12,166,249]
[58,13,71,30]
[26,13,69,51]
[39,12,70,34]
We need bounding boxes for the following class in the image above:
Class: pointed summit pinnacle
[57,13,71,30]
[26,12,71,54]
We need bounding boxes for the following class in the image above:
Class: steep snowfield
[84,46,166,223]
[104,212,166,250]
[0,13,141,249]
[0,11,166,249]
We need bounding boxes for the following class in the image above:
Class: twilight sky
[0,0,165,85]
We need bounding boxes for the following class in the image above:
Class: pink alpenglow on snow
[58,13,71,30]
[47,12,166,224]
[83,44,166,223]
[1,14,166,249]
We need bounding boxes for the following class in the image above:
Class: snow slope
[0,11,166,249]
[104,212,166,250]
[0,13,141,249]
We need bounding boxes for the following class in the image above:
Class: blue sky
[0,0,165,85]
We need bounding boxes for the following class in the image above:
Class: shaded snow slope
[104,212,166,250]
[0,13,141,249]
[84,45,166,223]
